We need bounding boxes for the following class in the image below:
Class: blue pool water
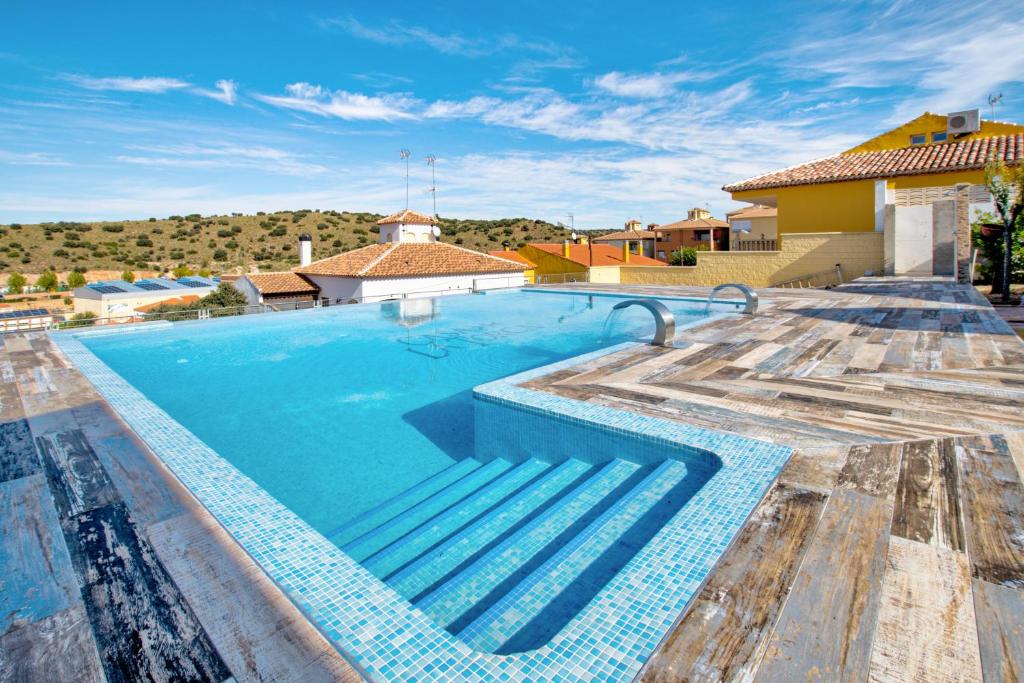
[81,289,722,533]
[74,288,764,660]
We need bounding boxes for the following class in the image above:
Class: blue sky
[1,0,1022,227]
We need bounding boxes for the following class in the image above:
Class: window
[657,250,666,260]
[931,131,948,143]
[909,133,926,146]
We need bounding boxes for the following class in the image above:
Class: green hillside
[0,210,577,276]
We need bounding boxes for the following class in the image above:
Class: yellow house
[724,111,1024,278]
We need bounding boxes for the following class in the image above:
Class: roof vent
[947,109,980,135]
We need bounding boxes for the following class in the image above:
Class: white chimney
[299,233,312,267]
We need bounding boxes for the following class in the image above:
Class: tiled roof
[656,217,730,230]
[593,229,658,241]
[134,295,200,313]
[487,250,536,267]
[726,205,777,219]
[376,209,436,225]
[528,243,666,267]
[724,133,1024,193]
[245,272,319,295]
[297,242,527,278]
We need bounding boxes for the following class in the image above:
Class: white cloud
[115,142,327,176]
[193,79,238,105]
[65,74,192,93]
[0,150,71,166]
[592,70,714,98]
[254,82,417,121]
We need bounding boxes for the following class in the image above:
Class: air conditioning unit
[947,109,980,135]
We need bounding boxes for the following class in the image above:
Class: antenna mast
[988,93,1003,119]
[425,155,437,218]
[399,149,411,209]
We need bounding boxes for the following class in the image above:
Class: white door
[893,205,933,275]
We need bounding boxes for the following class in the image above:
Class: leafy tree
[121,270,135,282]
[6,272,26,294]
[172,265,194,278]
[984,158,1024,303]
[36,269,59,292]
[669,247,698,266]
[67,270,87,288]
[64,311,97,328]
[201,282,248,309]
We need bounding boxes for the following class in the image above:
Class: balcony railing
[732,239,778,252]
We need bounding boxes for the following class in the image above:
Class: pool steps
[332,455,697,654]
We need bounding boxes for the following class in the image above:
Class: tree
[200,282,248,309]
[67,271,87,288]
[984,158,1024,304]
[121,270,135,283]
[669,247,698,266]
[36,270,59,292]
[6,272,26,294]
[172,265,194,278]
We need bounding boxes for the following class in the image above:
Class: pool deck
[1,276,1022,681]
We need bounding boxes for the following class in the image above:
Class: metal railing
[771,264,843,289]
[533,272,591,285]
[732,239,778,252]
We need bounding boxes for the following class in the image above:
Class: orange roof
[297,242,527,278]
[529,243,666,267]
[244,272,319,295]
[376,209,436,225]
[134,295,200,313]
[726,205,777,219]
[593,229,657,241]
[488,250,536,267]
[656,216,730,230]
[724,133,1024,193]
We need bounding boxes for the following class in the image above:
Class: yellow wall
[617,232,883,288]
[729,215,778,247]
[733,180,876,235]
[520,245,588,276]
[845,113,1024,153]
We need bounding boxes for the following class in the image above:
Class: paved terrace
[0,277,1021,681]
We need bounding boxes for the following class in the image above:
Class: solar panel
[135,282,168,291]
[92,285,125,294]
[0,309,48,319]
[179,279,208,288]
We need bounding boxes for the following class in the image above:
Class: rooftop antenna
[567,213,574,232]
[399,149,411,209]
[988,93,1003,119]
[425,154,437,218]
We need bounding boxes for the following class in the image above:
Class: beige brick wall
[618,232,884,287]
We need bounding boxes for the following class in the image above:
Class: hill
[0,210,580,279]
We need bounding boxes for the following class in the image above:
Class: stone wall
[618,232,884,288]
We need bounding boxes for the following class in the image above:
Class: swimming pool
[57,289,791,681]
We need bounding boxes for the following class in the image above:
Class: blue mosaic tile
[52,313,792,682]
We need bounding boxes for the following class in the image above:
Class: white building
[293,209,528,304]
[73,276,218,319]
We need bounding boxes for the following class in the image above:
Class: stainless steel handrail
[704,283,758,315]
[611,299,676,347]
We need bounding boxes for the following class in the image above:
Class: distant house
[488,250,537,283]
[653,208,730,259]
[292,209,528,303]
[73,276,218,319]
[593,220,658,259]
[726,205,778,251]
[723,111,1024,277]
[235,272,320,307]
[0,308,58,333]
[519,241,664,282]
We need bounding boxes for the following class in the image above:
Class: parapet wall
[618,232,884,287]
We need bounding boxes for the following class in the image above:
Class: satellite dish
[431,225,441,237]
[571,232,578,241]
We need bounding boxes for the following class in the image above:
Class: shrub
[102,224,124,233]
[6,272,26,294]
[185,214,202,222]
[669,247,698,266]
[64,311,97,328]
[332,239,342,247]
[212,249,228,261]
[53,248,69,257]
[225,240,239,249]
[172,265,194,278]
[136,237,153,247]
[121,270,135,282]
[270,227,287,237]
[67,271,87,288]
[216,229,232,238]
[217,218,229,225]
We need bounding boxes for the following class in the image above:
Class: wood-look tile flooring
[526,279,1024,682]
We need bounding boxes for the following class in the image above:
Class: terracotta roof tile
[487,250,536,267]
[726,205,777,219]
[297,242,527,278]
[529,243,666,267]
[593,229,658,241]
[724,133,1024,193]
[244,272,319,295]
[376,209,436,225]
[134,295,200,313]
[656,217,730,230]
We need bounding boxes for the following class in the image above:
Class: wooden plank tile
[754,488,892,682]
[957,440,1024,588]
[90,433,187,528]
[0,475,80,633]
[777,446,848,494]
[62,502,232,682]
[867,536,980,682]
[147,508,361,683]
[972,579,1024,682]
[642,483,827,682]
[890,438,965,551]
[837,442,904,498]
[0,418,39,484]
[0,604,105,683]
[35,430,120,519]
